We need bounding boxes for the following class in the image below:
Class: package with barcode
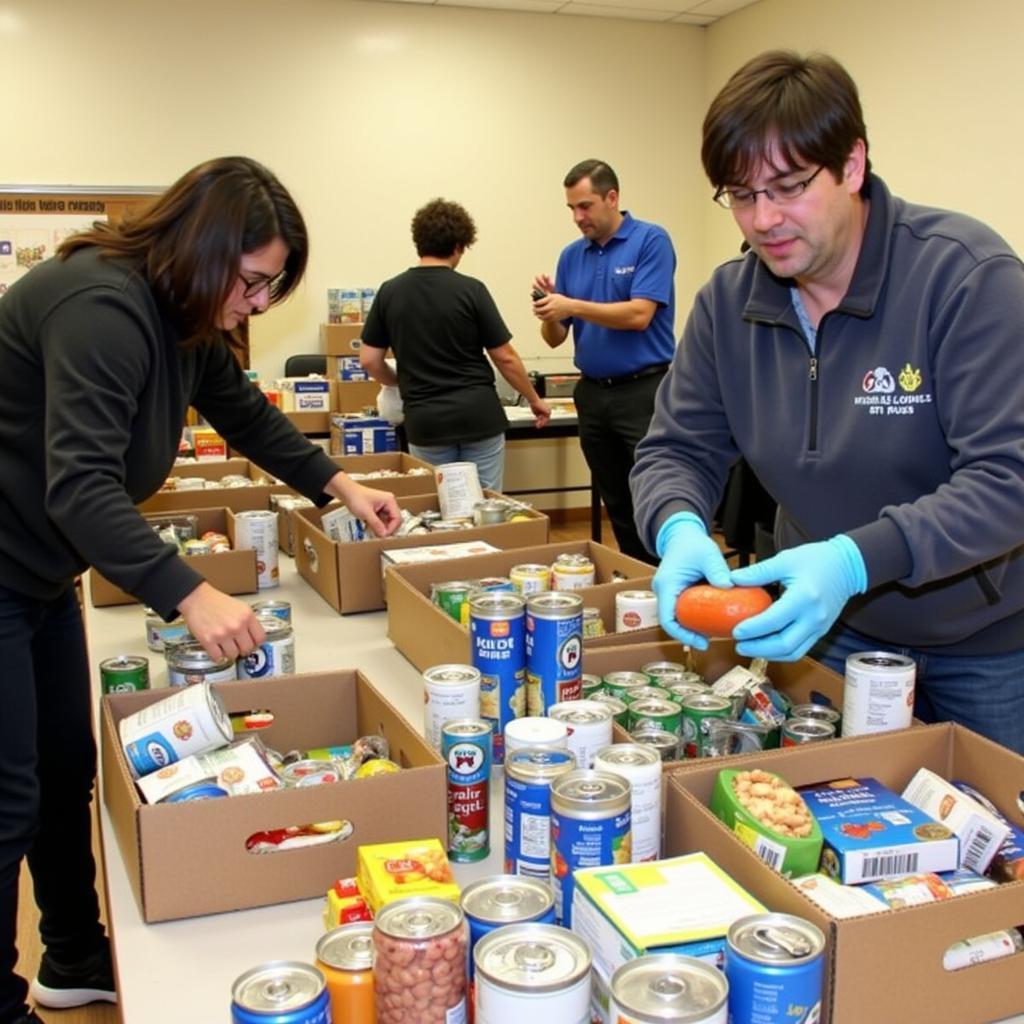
[901,768,1011,874]
[798,777,960,884]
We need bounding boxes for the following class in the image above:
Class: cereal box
[356,838,461,913]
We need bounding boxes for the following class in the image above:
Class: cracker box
[798,777,960,883]
[280,376,331,412]
[356,838,461,913]
[952,780,1024,882]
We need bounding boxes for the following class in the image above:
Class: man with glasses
[533,159,676,564]
[631,50,1024,753]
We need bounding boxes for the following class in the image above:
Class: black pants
[0,584,105,1023]
[575,372,665,565]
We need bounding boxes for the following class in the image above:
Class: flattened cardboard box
[101,671,446,922]
[141,459,289,514]
[662,723,1024,1024]
[385,540,653,672]
[89,507,258,607]
[295,493,550,614]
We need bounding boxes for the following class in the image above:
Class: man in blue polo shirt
[533,158,676,563]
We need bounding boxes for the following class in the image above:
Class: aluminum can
[842,651,916,736]
[782,717,837,746]
[234,509,280,589]
[628,697,684,737]
[474,923,591,1024]
[665,680,713,704]
[279,759,341,786]
[473,498,512,526]
[163,781,228,802]
[436,461,484,520]
[252,598,292,624]
[315,922,374,1024]
[580,673,604,698]
[680,692,733,758]
[461,875,556,981]
[547,699,613,769]
[443,719,492,862]
[641,661,691,685]
[99,654,149,694]
[525,592,583,715]
[550,769,631,926]
[593,743,662,863]
[629,685,672,703]
[603,670,651,705]
[615,589,658,632]
[789,702,842,731]
[143,606,190,652]
[470,591,526,765]
[504,716,568,756]
[610,954,728,1023]
[237,614,295,679]
[726,914,825,1024]
[373,897,467,1023]
[509,563,552,596]
[164,639,237,688]
[703,718,773,756]
[551,553,595,591]
[118,681,232,779]
[504,747,577,881]
[632,728,680,762]
[231,961,330,1024]
[432,580,476,623]
[423,664,482,751]
[590,692,629,727]
[475,576,515,594]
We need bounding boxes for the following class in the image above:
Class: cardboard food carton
[141,459,289,515]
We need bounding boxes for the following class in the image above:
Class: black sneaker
[29,945,117,1010]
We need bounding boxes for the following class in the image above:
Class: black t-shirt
[361,266,511,445]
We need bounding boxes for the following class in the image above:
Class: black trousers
[0,584,105,1023]
[575,372,665,565]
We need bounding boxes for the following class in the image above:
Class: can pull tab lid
[494,890,523,909]
[753,925,813,959]
[514,943,555,973]
[263,979,295,1005]
[649,975,687,1001]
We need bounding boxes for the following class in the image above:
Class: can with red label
[443,718,492,863]
[525,592,583,716]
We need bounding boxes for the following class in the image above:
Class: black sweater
[0,247,337,617]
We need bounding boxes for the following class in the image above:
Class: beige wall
[1,0,705,379]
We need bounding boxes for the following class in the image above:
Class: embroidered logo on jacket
[853,362,932,416]
[614,265,636,275]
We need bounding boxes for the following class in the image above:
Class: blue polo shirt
[555,212,677,378]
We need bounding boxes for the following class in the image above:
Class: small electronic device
[531,288,546,301]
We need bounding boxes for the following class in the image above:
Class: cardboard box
[662,723,1024,1024]
[141,460,289,515]
[321,322,363,355]
[89,508,259,606]
[100,670,446,922]
[330,452,438,498]
[384,541,653,672]
[295,494,550,615]
[333,380,381,415]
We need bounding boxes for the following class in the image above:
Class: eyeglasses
[713,166,825,210]
[238,269,287,299]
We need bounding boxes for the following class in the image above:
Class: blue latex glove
[729,535,867,661]
[652,512,733,649]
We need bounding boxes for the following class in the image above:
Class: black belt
[583,362,670,388]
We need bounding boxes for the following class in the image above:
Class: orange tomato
[674,584,773,638]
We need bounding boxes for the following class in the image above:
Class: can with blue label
[725,913,825,1024]
[461,874,555,980]
[470,591,526,765]
[443,719,492,863]
[163,781,229,802]
[549,770,631,927]
[525,592,584,716]
[230,961,330,1024]
[505,747,577,881]
[237,615,296,679]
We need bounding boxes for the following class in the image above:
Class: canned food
[201,530,232,553]
[590,692,630,727]
[436,461,485,520]
[237,614,295,679]
[279,760,340,786]
[703,718,774,756]
[628,697,683,737]
[665,680,713,704]
[603,671,652,704]
[432,580,476,623]
[631,728,680,762]
[547,699,614,770]
[315,923,374,1024]
[423,664,482,751]
[118,682,233,779]
[474,923,591,1024]
[614,589,658,633]
[234,509,280,590]
[252,598,292,624]
[504,747,577,882]
[640,661,691,685]
[629,685,673,703]
[99,654,149,694]
[475,576,515,593]
[551,553,596,591]
[581,673,604,698]
[725,913,825,1024]
[525,592,583,715]
[231,961,330,1024]
[143,606,190,652]
[593,744,662,863]
[473,498,512,526]
[470,591,527,765]
[164,639,237,688]
[163,781,228,802]
[509,563,553,596]
[504,716,569,756]
[842,652,916,736]
[680,693,733,758]
[443,719,492,862]
[610,954,728,1023]
[550,769,631,926]
[373,897,468,1023]
[782,717,837,746]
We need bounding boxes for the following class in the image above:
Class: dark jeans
[575,372,665,565]
[0,584,105,1023]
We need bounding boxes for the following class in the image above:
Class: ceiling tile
[444,0,563,9]
[670,11,714,22]
[687,0,761,14]
[557,2,678,19]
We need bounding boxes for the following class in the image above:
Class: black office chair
[283,354,327,376]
